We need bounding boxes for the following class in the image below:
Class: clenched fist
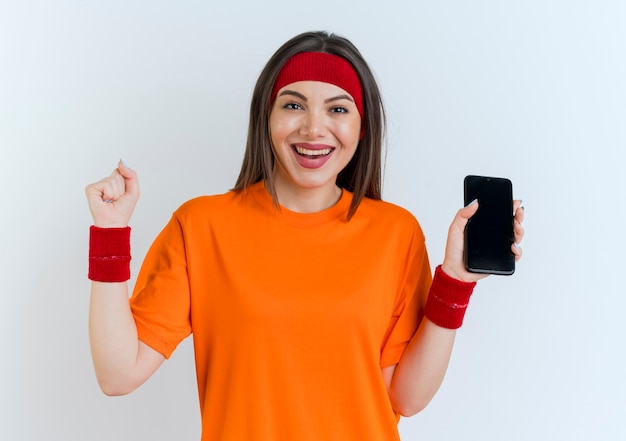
[85,160,140,228]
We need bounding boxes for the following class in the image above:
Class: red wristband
[424,265,476,329]
[88,226,131,282]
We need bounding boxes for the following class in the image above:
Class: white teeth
[295,146,332,156]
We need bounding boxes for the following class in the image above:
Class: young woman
[85,31,524,440]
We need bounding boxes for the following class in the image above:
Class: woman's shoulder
[172,190,242,220]
[358,197,424,236]
[174,182,267,216]
[360,197,418,221]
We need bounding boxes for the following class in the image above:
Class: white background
[1,1,624,440]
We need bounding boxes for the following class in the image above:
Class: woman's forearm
[388,318,456,416]
[88,281,163,396]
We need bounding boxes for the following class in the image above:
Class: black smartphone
[464,175,515,275]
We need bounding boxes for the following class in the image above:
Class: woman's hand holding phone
[440,176,525,283]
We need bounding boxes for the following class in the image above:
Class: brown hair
[233,31,386,219]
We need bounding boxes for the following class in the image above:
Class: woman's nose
[299,110,326,138]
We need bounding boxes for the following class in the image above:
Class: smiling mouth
[293,145,334,158]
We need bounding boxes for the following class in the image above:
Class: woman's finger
[98,172,126,202]
[512,242,523,261]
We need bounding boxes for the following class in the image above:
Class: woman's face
[269,80,361,201]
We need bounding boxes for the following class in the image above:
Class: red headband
[270,52,364,118]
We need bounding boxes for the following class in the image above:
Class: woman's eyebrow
[278,90,354,104]
[278,90,307,101]
[325,94,354,104]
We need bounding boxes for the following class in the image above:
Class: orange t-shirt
[130,181,432,441]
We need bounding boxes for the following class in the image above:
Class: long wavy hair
[233,31,386,220]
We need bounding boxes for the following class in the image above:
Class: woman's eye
[330,106,348,114]
[283,102,302,110]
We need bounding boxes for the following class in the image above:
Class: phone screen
[464,175,515,275]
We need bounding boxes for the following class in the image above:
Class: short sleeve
[130,213,192,358]
[379,233,432,368]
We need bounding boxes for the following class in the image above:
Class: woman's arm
[85,161,165,396]
[385,200,525,416]
[89,281,165,395]
[383,318,455,416]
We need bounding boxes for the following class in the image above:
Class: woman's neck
[269,179,342,214]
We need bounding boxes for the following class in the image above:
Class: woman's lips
[295,145,333,157]
[291,143,335,169]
